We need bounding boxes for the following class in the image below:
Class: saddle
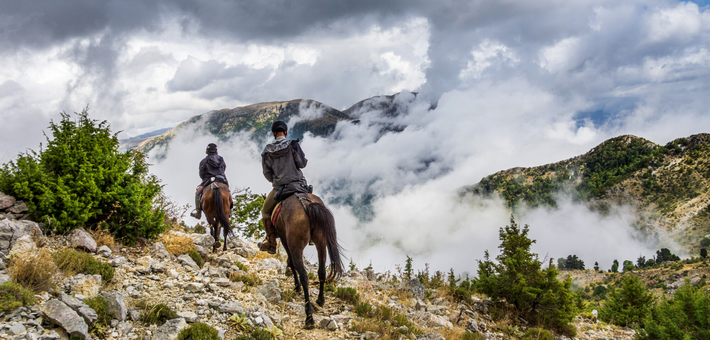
[271,192,313,226]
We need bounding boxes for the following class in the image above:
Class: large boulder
[70,274,102,298]
[0,192,16,209]
[42,299,90,340]
[152,242,171,259]
[254,283,282,304]
[0,219,43,254]
[7,201,29,214]
[190,234,215,249]
[177,254,199,270]
[399,278,425,300]
[152,318,187,340]
[255,258,283,271]
[60,293,98,325]
[100,291,127,321]
[9,234,37,256]
[68,228,97,253]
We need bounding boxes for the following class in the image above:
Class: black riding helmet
[206,143,218,153]
[271,120,288,134]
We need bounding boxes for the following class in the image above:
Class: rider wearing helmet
[258,120,310,254]
[191,143,228,219]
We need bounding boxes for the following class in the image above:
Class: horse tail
[307,202,344,282]
[212,184,233,237]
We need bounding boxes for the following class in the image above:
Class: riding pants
[261,189,278,219]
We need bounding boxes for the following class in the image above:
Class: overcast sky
[1,0,709,272]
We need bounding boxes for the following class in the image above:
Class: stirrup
[190,210,201,219]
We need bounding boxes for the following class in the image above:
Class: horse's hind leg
[282,240,301,292]
[316,240,327,307]
[293,249,314,329]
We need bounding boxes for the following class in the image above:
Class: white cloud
[460,39,519,79]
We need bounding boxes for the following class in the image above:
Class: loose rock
[42,300,90,340]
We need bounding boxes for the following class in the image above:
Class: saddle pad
[271,202,282,226]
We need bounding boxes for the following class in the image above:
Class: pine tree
[611,260,619,273]
[477,216,578,335]
[701,248,707,259]
[404,255,413,280]
[594,262,599,271]
[600,275,654,327]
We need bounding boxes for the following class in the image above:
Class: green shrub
[476,217,578,334]
[185,249,204,268]
[335,287,360,305]
[280,289,297,302]
[522,327,554,340]
[84,295,112,326]
[177,322,220,340]
[599,275,654,327]
[234,261,248,272]
[140,302,178,326]
[0,109,166,244]
[193,225,206,234]
[354,302,373,317]
[451,286,473,304]
[230,273,261,286]
[637,280,710,340]
[53,248,114,282]
[0,282,36,312]
[235,327,275,340]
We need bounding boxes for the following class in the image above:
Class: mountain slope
[465,133,710,252]
[135,99,351,155]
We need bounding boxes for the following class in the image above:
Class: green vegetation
[404,255,413,280]
[0,282,36,312]
[352,304,422,338]
[234,327,280,340]
[521,327,555,340]
[234,261,248,272]
[476,217,578,335]
[177,322,221,340]
[6,248,59,293]
[355,302,373,317]
[84,295,112,326]
[637,280,710,340]
[185,249,204,268]
[0,109,166,244]
[52,248,114,282]
[558,254,585,270]
[599,275,654,328]
[138,301,179,326]
[230,188,266,239]
[230,273,261,286]
[334,287,360,305]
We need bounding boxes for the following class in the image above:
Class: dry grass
[438,327,468,339]
[52,248,115,282]
[252,250,278,261]
[158,232,196,256]
[87,227,116,249]
[7,247,60,293]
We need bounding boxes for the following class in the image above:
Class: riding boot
[190,193,202,219]
[258,217,277,254]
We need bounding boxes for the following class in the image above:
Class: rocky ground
[1,191,641,340]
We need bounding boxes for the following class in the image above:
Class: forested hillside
[466,134,710,252]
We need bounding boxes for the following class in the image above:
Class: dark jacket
[199,153,227,186]
[262,137,307,190]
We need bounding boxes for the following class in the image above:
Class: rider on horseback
[191,143,228,219]
[258,120,310,254]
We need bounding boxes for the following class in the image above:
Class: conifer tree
[594,262,599,271]
[600,275,654,327]
[477,217,578,335]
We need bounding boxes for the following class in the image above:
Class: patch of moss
[0,282,36,312]
[177,322,220,340]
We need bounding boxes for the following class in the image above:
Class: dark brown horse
[201,182,233,252]
[274,193,344,329]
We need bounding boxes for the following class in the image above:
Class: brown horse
[274,193,344,329]
[201,182,233,252]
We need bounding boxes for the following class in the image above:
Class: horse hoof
[304,318,315,329]
[316,298,325,307]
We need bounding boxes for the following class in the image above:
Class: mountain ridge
[465,133,710,253]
